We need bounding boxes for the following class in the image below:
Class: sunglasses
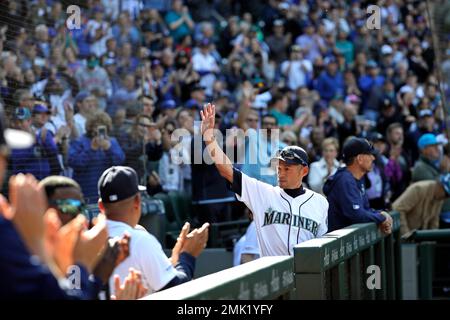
[263,121,276,126]
[50,199,87,217]
[247,118,258,122]
[277,149,308,166]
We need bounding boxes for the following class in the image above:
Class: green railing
[294,212,401,300]
[145,256,295,300]
[143,212,406,300]
[402,228,450,299]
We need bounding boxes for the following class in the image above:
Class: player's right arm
[200,103,233,183]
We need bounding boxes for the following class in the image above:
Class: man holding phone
[68,112,125,204]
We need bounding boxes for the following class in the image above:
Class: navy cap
[75,90,90,103]
[274,146,309,166]
[342,137,377,161]
[161,99,177,109]
[32,104,51,114]
[98,166,146,203]
[200,38,211,47]
[185,99,200,109]
[368,132,385,143]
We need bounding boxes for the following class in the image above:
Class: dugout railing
[144,212,405,300]
[294,211,402,299]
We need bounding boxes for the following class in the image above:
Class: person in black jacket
[323,137,393,233]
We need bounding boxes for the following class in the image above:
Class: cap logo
[109,195,118,201]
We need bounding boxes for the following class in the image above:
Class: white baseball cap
[381,44,393,55]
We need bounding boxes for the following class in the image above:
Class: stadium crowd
[0,0,449,299]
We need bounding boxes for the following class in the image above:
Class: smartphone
[97,125,107,139]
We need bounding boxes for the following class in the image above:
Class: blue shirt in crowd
[68,135,125,203]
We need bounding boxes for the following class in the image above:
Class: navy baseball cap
[185,99,200,109]
[75,91,90,103]
[98,166,146,203]
[342,137,377,161]
[32,104,51,114]
[274,146,309,166]
[161,99,177,109]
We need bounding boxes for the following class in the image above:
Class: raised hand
[4,174,48,258]
[45,211,86,276]
[170,222,190,266]
[180,222,210,257]
[200,103,215,141]
[93,232,131,284]
[111,268,148,300]
[73,213,108,273]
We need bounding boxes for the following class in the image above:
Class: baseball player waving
[201,103,328,256]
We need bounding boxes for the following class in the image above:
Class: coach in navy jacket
[323,138,393,233]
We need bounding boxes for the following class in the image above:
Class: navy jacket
[323,167,386,232]
[68,135,125,203]
[0,216,101,299]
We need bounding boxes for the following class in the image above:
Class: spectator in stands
[73,92,93,136]
[308,137,340,194]
[358,61,385,121]
[324,137,393,233]
[366,132,391,210]
[314,56,344,103]
[412,133,442,182]
[174,109,194,192]
[266,19,290,65]
[108,74,141,117]
[139,95,156,120]
[407,109,441,163]
[281,45,312,92]
[165,0,194,43]
[158,120,183,193]
[393,173,450,235]
[269,92,292,128]
[295,22,325,63]
[192,38,220,97]
[10,107,61,179]
[75,55,112,111]
[118,114,163,181]
[98,166,209,294]
[68,111,125,203]
[384,122,411,202]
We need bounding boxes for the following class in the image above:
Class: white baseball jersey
[107,220,178,294]
[235,171,329,257]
